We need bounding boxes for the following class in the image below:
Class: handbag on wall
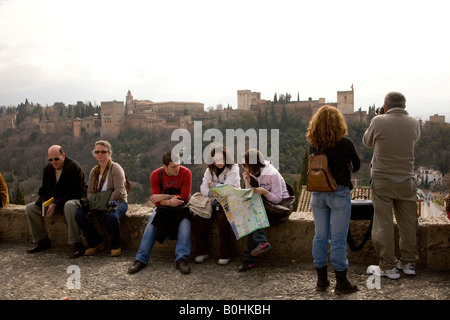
[347,198,374,251]
[261,182,296,226]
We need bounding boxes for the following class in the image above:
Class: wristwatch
[166,195,171,200]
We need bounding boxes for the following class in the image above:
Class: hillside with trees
[1,103,449,205]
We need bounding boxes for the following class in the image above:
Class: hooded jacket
[250,161,289,204]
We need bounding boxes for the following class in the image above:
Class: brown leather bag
[306,151,338,192]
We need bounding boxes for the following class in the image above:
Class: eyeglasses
[94,150,109,154]
[48,158,60,162]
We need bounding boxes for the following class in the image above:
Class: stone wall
[0,204,448,270]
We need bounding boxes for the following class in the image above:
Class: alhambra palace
[2,86,445,139]
[27,87,365,139]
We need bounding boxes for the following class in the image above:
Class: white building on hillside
[414,167,442,186]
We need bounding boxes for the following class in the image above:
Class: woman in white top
[194,144,240,265]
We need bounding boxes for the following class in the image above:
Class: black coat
[36,156,87,211]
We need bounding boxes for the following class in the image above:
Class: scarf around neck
[93,160,111,193]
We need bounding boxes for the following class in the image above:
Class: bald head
[48,145,65,170]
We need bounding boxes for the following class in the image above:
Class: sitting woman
[194,144,240,265]
[239,149,290,272]
[75,140,128,257]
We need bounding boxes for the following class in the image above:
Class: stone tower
[100,100,125,139]
[73,118,81,138]
[126,90,133,112]
[337,85,354,114]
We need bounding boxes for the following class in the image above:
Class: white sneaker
[397,261,416,276]
[194,254,209,263]
[366,265,400,280]
[218,258,232,265]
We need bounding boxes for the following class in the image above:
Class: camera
[375,107,385,115]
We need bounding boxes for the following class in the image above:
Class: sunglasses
[48,157,60,162]
[94,150,109,154]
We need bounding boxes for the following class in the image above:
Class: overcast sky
[1,0,449,122]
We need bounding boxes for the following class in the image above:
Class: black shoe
[128,260,147,274]
[27,238,51,254]
[334,269,358,295]
[176,258,191,274]
[315,266,330,292]
[70,242,85,259]
[250,241,271,256]
[238,261,256,272]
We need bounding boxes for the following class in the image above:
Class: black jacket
[36,156,87,211]
[309,136,360,190]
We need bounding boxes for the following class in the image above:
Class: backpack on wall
[306,150,338,192]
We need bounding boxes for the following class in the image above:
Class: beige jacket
[87,161,128,202]
[363,108,420,180]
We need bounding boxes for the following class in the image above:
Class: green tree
[300,149,309,186]
[13,186,26,205]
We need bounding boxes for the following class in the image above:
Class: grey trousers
[370,178,419,269]
[25,199,82,244]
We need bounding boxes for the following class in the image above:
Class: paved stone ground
[1,242,449,302]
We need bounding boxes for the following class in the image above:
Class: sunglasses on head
[94,150,108,154]
[48,157,60,162]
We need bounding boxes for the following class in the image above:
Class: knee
[64,201,77,217]
[75,208,86,223]
[179,218,191,232]
[25,203,34,216]
[104,212,119,225]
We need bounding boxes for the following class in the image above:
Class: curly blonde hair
[306,105,348,148]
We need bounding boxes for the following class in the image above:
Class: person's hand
[150,194,166,204]
[242,171,251,187]
[253,187,268,196]
[45,203,56,217]
[169,197,184,207]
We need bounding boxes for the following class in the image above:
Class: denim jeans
[311,185,351,271]
[135,209,191,265]
[75,201,128,249]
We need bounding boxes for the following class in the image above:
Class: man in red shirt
[128,151,192,274]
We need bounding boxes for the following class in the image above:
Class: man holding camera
[363,92,421,279]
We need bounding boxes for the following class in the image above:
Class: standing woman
[76,140,128,257]
[194,144,240,265]
[306,105,360,294]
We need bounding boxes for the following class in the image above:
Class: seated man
[128,151,192,275]
[25,145,87,258]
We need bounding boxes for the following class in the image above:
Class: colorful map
[210,185,270,239]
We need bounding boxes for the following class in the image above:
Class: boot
[315,266,330,291]
[334,269,358,295]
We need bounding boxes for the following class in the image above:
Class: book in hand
[42,197,54,217]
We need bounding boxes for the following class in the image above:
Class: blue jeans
[75,201,128,249]
[135,209,191,265]
[311,185,351,271]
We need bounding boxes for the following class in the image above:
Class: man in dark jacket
[26,145,87,258]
